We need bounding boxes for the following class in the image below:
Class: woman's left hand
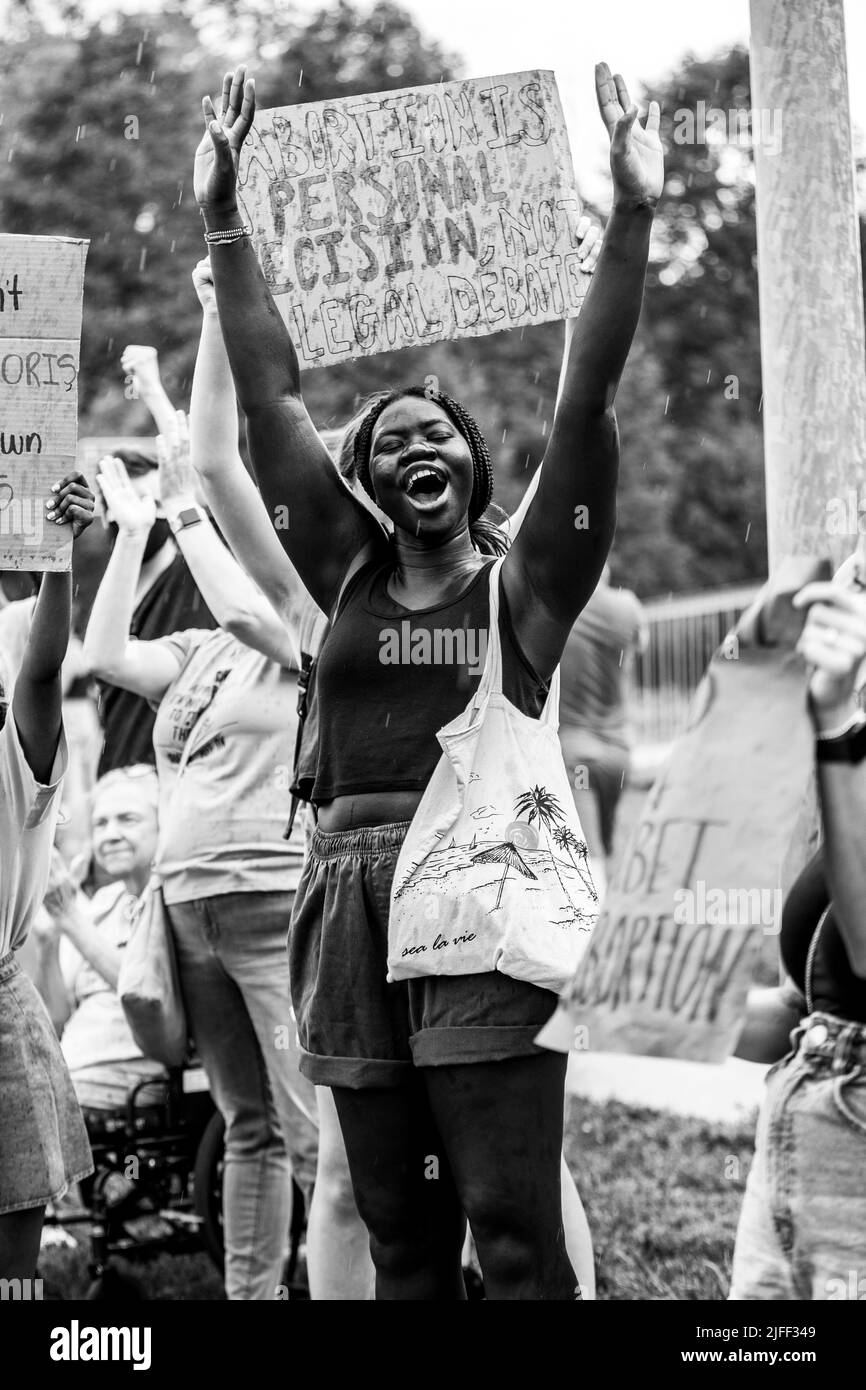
[793,581,866,724]
[596,61,663,210]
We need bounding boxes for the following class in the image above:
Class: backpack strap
[283,648,315,841]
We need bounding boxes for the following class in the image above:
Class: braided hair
[352,385,509,556]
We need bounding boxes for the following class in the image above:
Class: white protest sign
[0,235,88,570]
[236,71,585,367]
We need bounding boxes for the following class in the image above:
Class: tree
[6,16,862,609]
[637,46,769,587]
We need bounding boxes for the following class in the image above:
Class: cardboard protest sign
[0,235,88,570]
[236,71,584,367]
[537,557,832,1064]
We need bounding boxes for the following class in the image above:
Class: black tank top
[781,847,866,1023]
[310,550,548,801]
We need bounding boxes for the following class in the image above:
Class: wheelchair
[42,1064,308,1300]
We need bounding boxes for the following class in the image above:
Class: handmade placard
[0,235,88,570]
[236,71,584,367]
[538,557,832,1064]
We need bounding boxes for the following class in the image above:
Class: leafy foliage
[2,13,864,602]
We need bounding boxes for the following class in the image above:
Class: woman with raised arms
[194,60,662,1300]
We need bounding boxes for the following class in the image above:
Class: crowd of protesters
[1,58,865,1303]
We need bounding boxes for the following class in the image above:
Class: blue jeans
[729,1011,866,1300]
[167,891,319,1300]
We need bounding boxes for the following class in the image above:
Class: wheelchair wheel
[193,1110,226,1272]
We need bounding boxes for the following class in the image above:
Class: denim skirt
[729,1010,866,1299]
[0,951,93,1213]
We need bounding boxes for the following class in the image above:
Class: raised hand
[42,846,79,922]
[96,456,156,535]
[596,62,663,210]
[121,345,161,400]
[793,582,866,721]
[194,65,256,212]
[157,411,198,508]
[192,256,217,316]
[45,473,95,539]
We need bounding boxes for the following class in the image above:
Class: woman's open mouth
[402,463,449,510]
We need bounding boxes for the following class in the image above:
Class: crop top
[309,551,549,802]
[781,846,866,1024]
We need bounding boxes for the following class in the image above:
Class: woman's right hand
[194,65,256,213]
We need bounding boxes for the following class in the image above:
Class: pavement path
[566,1050,767,1125]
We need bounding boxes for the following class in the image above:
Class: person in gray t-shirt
[558,564,647,865]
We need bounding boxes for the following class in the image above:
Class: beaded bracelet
[203,225,252,245]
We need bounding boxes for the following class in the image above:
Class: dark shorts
[289,821,559,1089]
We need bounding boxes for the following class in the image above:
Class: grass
[38,1095,755,1301]
[564,1097,755,1301]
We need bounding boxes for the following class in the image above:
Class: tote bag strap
[474,556,560,729]
[470,557,506,712]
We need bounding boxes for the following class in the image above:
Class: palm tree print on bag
[393,785,596,924]
[551,826,598,902]
[511,786,583,913]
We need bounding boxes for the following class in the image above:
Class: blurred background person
[558,563,648,889]
[0,576,96,867]
[28,768,167,1114]
[84,422,318,1301]
[94,436,216,776]
[0,474,95,1280]
[95,348,218,775]
[730,564,866,1299]
[187,256,375,1300]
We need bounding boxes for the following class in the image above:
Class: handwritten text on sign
[560,572,821,1064]
[0,235,88,571]
[236,72,584,367]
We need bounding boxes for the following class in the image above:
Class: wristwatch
[169,506,205,535]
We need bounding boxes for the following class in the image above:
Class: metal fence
[631,583,762,746]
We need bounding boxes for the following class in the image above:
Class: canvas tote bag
[387,557,600,994]
[117,874,188,1067]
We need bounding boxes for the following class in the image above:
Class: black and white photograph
[0,0,864,1362]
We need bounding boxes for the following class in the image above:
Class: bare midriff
[315,789,424,832]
